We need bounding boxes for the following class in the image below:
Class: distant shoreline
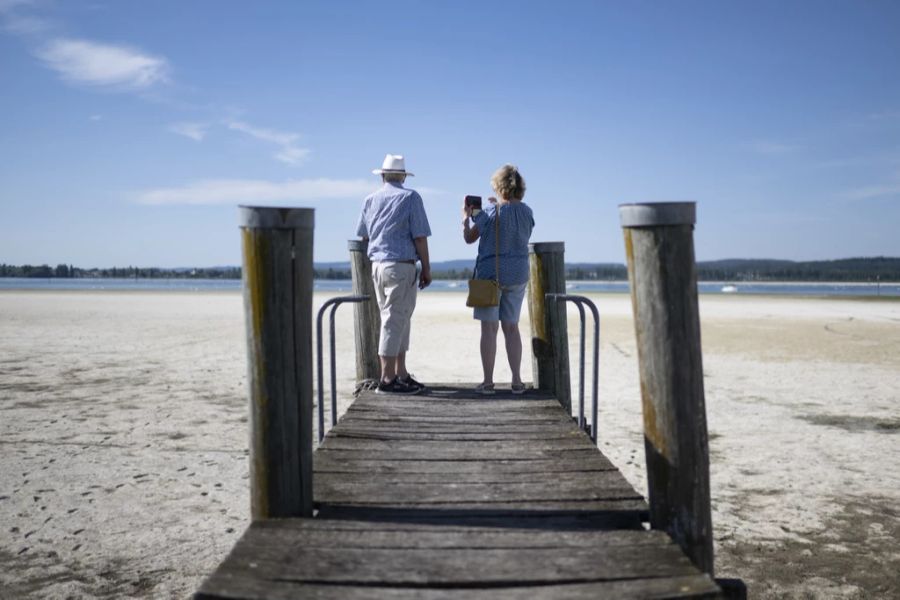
[1,277,898,285]
[1,278,899,299]
[3,256,899,283]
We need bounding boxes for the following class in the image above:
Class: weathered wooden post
[619,202,714,575]
[240,206,314,520]
[348,240,381,382]
[527,241,572,413]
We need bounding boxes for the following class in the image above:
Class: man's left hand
[419,267,432,290]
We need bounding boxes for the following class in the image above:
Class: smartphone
[465,195,482,209]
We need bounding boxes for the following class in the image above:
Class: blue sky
[1,0,899,267]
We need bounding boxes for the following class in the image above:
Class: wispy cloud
[0,0,51,34]
[7,4,318,175]
[0,0,37,10]
[814,152,900,170]
[227,121,297,146]
[36,38,169,90]
[866,110,900,122]
[227,120,310,166]
[274,146,311,165]
[89,114,102,121]
[169,121,208,142]
[751,210,831,225]
[745,140,802,156]
[3,4,168,91]
[136,178,374,205]
[416,187,447,197]
[843,183,900,201]
[3,12,49,34]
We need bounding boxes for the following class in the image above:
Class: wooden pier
[195,203,743,599]
[197,386,721,599]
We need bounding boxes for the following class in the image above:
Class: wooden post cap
[529,241,565,254]
[347,239,368,252]
[239,206,315,229]
[618,202,696,228]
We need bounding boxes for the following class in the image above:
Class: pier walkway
[197,385,722,599]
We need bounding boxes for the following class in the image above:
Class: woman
[462,164,534,394]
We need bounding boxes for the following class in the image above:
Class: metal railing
[316,294,369,442]
[546,294,600,443]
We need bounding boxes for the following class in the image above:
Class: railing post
[348,240,381,382]
[527,241,571,413]
[619,202,714,575]
[240,206,314,520]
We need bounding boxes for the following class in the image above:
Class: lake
[1,278,898,297]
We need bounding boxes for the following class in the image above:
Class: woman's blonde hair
[491,164,526,201]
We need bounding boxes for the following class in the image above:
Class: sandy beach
[1,289,898,599]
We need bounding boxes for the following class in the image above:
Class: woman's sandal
[475,383,495,395]
[511,382,526,395]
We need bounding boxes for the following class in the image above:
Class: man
[356,154,432,394]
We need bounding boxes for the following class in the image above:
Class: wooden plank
[331,419,582,433]
[241,516,641,534]
[198,575,722,600]
[200,545,702,585]
[312,507,646,529]
[316,499,647,513]
[313,456,617,474]
[356,386,557,401]
[319,437,594,452]
[314,447,607,461]
[233,519,670,547]
[342,408,571,421]
[335,413,576,425]
[328,431,586,442]
[314,479,642,505]
[347,399,564,412]
[346,406,572,424]
[349,402,565,411]
[340,406,572,418]
[322,431,594,452]
[313,470,618,484]
[313,471,638,497]
[351,396,562,409]
[328,423,588,440]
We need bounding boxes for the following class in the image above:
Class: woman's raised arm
[462,200,480,244]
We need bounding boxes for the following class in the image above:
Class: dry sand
[0,289,898,599]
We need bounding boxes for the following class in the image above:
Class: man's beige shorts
[372,261,418,357]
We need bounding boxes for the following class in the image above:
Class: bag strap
[471,205,501,283]
[493,205,500,284]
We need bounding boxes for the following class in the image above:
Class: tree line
[0,264,241,279]
[2,257,897,282]
[693,257,900,282]
[499,257,899,282]
[566,258,900,282]
[0,263,476,281]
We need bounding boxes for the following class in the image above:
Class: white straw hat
[372,154,414,176]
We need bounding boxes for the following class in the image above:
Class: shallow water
[2,277,898,297]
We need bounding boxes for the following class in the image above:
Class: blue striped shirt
[356,182,431,262]
[473,202,534,285]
